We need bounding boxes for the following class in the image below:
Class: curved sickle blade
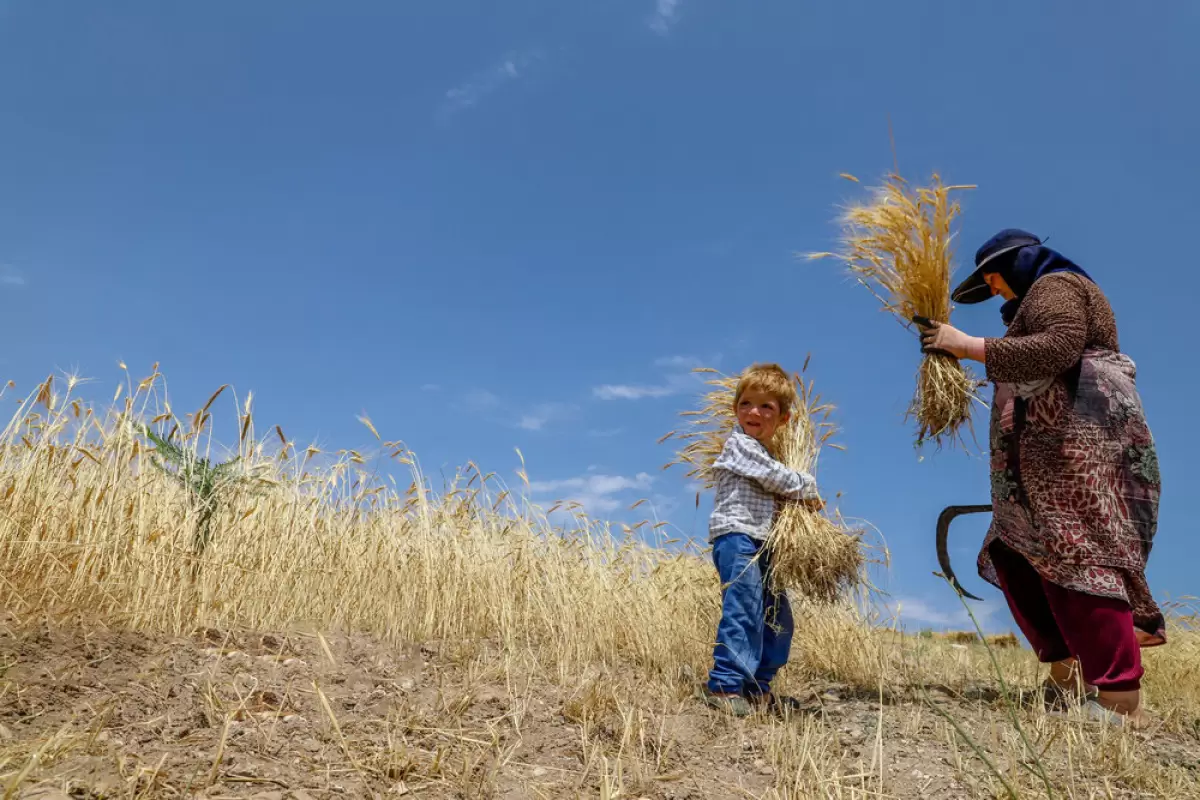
[935,504,993,602]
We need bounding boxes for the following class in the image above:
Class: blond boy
[703,363,822,717]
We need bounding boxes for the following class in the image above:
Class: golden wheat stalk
[660,363,865,603]
[809,171,983,448]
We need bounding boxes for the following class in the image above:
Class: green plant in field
[141,424,269,559]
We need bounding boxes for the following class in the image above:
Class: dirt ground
[2,614,1198,799]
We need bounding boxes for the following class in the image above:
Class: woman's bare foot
[1096,689,1140,714]
[1086,690,1154,730]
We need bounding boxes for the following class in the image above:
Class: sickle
[935,504,993,601]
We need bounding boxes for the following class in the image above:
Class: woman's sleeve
[984,275,1089,384]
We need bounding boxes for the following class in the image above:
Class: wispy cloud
[438,49,541,119]
[648,0,682,35]
[530,471,654,515]
[517,402,577,431]
[463,389,501,412]
[0,265,26,287]
[420,383,442,392]
[891,596,1002,632]
[653,355,705,370]
[593,355,706,401]
[587,428,626,438]
[593,383,680,401]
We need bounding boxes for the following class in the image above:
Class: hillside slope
[3,614,1199,799]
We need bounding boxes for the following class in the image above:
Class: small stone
[399,678,416,692]
[532,767,548,777]
[741,739,754,752]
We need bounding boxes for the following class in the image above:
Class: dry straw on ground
[809,171,984,448]
[660,362,869,603]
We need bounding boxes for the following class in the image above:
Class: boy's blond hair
[733,363,797,418]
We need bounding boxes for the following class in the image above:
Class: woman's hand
[919,320,987,362]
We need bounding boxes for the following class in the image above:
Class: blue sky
[1,2,1197,633]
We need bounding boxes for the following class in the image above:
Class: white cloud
[439,49,541,119]
[0,265,26,287]
[648,0,682,35]
[653,355,703,370]
[529,472,652,495]
[646,492,682,521]
[593,383,678,401]
[464,389,500,411]
[592,361,703,401]
[530,471,654,515]
[891,596,1001,632]
[517,402,576,431]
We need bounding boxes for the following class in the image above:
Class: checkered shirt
[708,426,819,542]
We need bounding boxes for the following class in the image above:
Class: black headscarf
[994,243,1095,325]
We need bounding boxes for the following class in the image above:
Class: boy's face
[736,389,789,443]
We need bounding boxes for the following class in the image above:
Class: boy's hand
[799,496,825,512]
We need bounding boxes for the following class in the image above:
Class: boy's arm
[713,434,819,501]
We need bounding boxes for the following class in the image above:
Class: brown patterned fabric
[976,274,1166,643]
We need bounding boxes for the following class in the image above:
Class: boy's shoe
[746,691,818,716]
[703,689,752,718]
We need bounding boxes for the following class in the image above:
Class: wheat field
[0,366,1197,798]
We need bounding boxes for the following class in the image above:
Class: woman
[921,228,1164,729]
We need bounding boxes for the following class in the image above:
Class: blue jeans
[706,532,794,696]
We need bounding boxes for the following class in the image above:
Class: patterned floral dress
[975,273,1166,643]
